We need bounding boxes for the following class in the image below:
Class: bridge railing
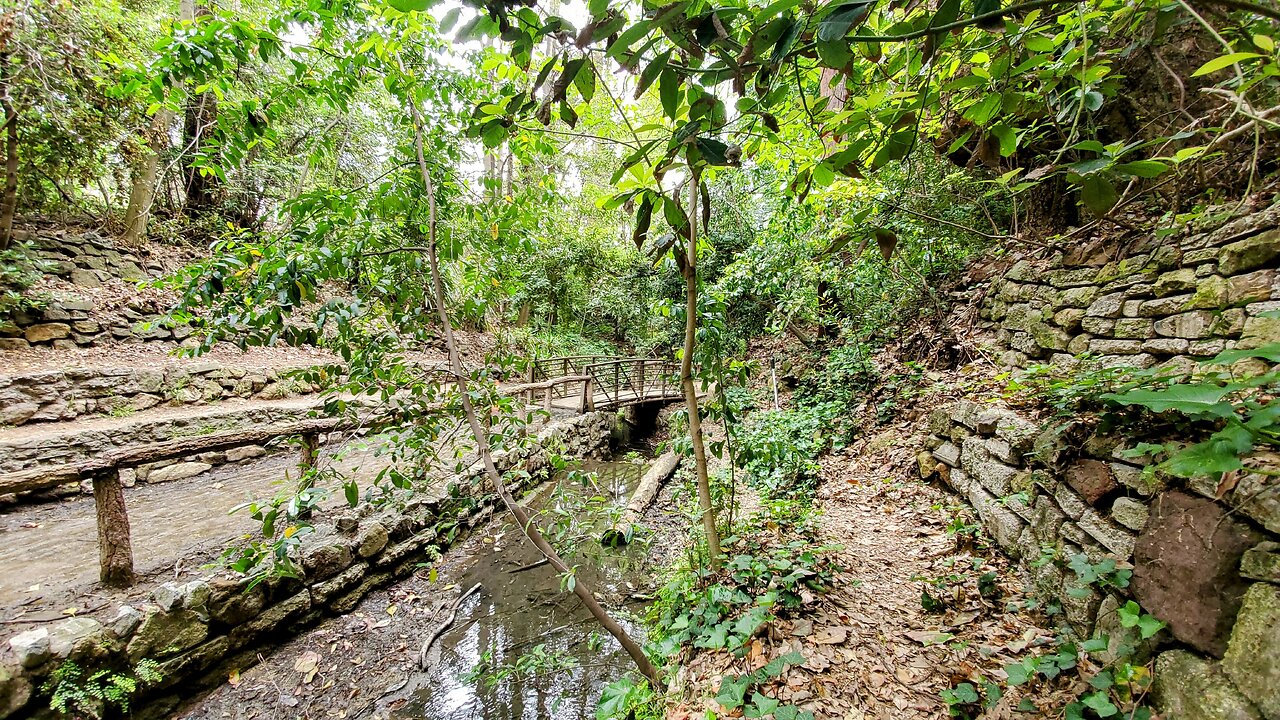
[582,358,681,410]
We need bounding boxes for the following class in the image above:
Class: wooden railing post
[579,376,594,412]
[93,469,134,587]
[638,361,646,401]
[543,386,554,412]
[298,432,319,489]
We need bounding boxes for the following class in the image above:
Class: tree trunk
[681,172,722,570]
[0,53,18,252]
[407,101,660,689]
[93,470,135,587]
[180,0,220,217]
[122,109,172,245]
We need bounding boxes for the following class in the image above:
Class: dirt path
[672,420,1059,720]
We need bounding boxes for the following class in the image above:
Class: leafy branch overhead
[446,0,1280,233]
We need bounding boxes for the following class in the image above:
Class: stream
[176,453,670,720]
[391,458,653,720]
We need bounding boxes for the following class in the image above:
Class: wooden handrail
[2,358,683,588]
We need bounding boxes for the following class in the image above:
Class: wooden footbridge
[520,355,685,413]
[0,356,685,589]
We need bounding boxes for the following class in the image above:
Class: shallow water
[392,458,652,720]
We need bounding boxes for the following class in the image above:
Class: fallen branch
[509,558,549,574]
[418,582,481,670]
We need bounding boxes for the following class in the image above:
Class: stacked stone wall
[0,229,193,350]
[920,205,1280,719]
[0,363,328,427]
[0,411,616,718]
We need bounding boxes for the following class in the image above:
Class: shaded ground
[669,419,1067,720]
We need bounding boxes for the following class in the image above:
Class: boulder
[1154,650,1262,720]
[146,462,212,484]
[1240,542,1280,583]
[1111,497,1149,530]
[356,522,390,558]
[0,661,31,718]
[1132,491,1265,657]
[125,609,208,660]
[226,445,268,463]
[7,628,50,669]
[1219,230,1280,275]
[1222,583,1280,719]
[302,540,353,581]
[47,617,104,658]
[1154,310,1216,339]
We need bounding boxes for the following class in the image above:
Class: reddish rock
[1132,491,1265,657]
[1064,459,1118,505]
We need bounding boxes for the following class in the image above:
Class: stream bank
[176,454,685,720]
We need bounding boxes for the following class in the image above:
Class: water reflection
[393,459,651,720]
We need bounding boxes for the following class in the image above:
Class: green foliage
[0,242,53,317]
[1065,553,1132,599]
[650,538,838,658]
[596,675,661,720]
[1014,344,1280,481]
[713,652,812,720]
[462,644,577,689]
[42,659,163,719]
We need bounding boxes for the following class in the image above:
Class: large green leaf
[659,66,680,119]
[817,0,872,42]
[1101,384,1235,418]
[1079,175,1118,216]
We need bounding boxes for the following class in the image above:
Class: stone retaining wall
[978,203,1280,371]
[922,204,1280,719]
[0,229,191,350]
[0,363,329,427]
[0,411,617,719]
[0,400,326,476]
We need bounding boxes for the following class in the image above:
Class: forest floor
[668,418,1075,719]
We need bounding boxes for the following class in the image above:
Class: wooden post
[299,432,319,489]
[579,376,594,413]
[543,386,553,412]
[93,469,135,587]
[638,362,646,401]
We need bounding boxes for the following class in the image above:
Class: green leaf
[637,51,671,98]
[1137,613,1165,639]
[963,94,1002,126]
[1081,691,1119,717]
[812,162,835,186]
[387,0,429,12]
[1205,342,1280,364]
[1114,160,1169,178]
[1100,384,1233,417]
[1191,52,1263,76]
[990,124,1017,156]
[771,17,803,64]
[744,692,780,717]
[659,67,680,119]
[605,21,653,59]
[818,1,873,42]
[694,136,734,166]
[574,58,596,103]
[1079,175,1118,216]
[1024,34,1056,52]
[715,676,748,710]
[1004,660,1033,686]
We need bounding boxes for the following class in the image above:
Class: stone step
[0,396,329,476]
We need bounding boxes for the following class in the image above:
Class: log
[93,470,134,587]
[600,452,680,546]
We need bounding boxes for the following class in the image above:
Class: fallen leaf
[386,605,398,616]
[228,669,241,687]
[293,651,321,684]
[811,626,848,644]
[904,630,953,646]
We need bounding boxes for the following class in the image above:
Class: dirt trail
[671,420,1059,720]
